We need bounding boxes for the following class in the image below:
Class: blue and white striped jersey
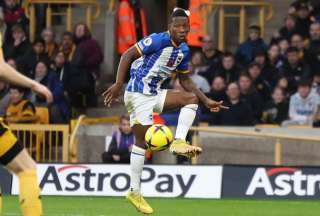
[126,31,190,95]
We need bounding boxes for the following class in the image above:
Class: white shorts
[124,90,167,127]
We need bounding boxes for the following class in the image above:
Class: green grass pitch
[3,196,320,216]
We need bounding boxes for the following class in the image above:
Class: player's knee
[7,150,36,175]
[182,93,198,105]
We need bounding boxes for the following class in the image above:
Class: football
[145,124,173,151]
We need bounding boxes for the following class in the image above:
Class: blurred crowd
[161,0,320,127]
[0,0,103,124]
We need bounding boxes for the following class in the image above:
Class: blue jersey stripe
[125,32,190,95]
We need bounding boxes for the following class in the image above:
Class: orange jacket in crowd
[117,0,147,55]
[187,0,208,47]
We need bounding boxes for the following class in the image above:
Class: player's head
[168,8,190,44]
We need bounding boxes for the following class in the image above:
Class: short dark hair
[223,51,234,59]
[248,62,261,69]
[9,85,26,94]
[33,38,45,46]
[120,114,130,122]
[170,8,189,22]
[62,31,73,38]
[11,24,24,33]
[286,46,299,54]
[298,79,312,88]
[239,72,252,80]
[248,25,261,32]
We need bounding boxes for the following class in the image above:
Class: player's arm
[0,57,53,104]
[0,32,53,103]
[178,73,228,112]
[103,46,141,107]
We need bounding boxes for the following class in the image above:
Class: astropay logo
[246,167,320,196]
[38,165,198,197]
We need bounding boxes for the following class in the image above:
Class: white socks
[130,145,146,192]
[175,104,198,140]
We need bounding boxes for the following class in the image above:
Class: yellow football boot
[170,139,202,158]
[126,191,153,214]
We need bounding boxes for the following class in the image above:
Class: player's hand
[102,83,122,107]
[31,82,53,104]
[205,99,229,112]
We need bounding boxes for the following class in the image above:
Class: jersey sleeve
[135,33,163,56]
[176,48,190,74]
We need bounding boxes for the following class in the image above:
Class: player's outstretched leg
[7,149,42,216]
[163,90,202,157]
[126,124,153,214]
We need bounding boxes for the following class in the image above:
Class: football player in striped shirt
[103,8,228,214]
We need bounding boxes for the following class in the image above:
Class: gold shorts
[0,121,23,165]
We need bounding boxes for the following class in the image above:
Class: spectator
[278,15,297,40]
[239,73,264,123]
[0,80,9,116]
[6,57,16,68]
[189,63,210,93]
[305,22,320,76]
[200,35,223,80]
[282,79,320,126]
[261,87,289,124]
[312,72,320,97]
[5,86,37,123]
[290,33,306,59]
[294,2,312,38]
[22,38,50,77]
[236,25,268,66]
[4,24,31,73]
[279,47,311,93]
[247,62,271,101]
[214,52,241,84]
[200,76,227,123]
[70,23,103,107]
[254,50,279,87]
[51,51,72,92]
[102,115,134,164]
[207,76,227,102]
[190,51,206,74]
[216,82,254,126]
[0,6,6,40]
[31,61,70,123]
[41,28,58,58]
[268,44,283,69]
[278,37,290,57]
[59,31,76,62]
[3,0,28,43]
